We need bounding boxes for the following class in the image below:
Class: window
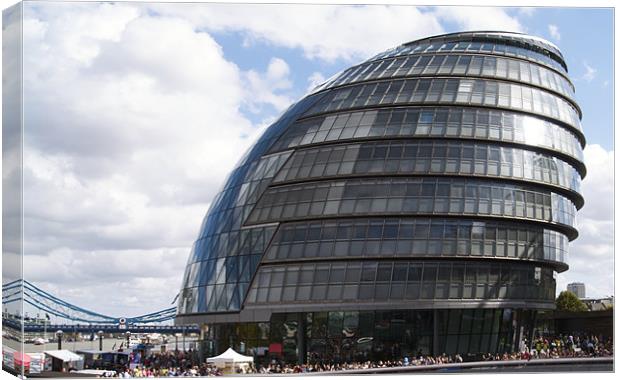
[456,80,473,102]
[419,111,434,123]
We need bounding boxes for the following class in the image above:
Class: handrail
[250,357,613,376]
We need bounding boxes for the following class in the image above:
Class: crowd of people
[90,332,612,377]
[252,333,613,374]
[110,364,224,378]
[254,356,465,374]
[516,333,614,360]
[139,350,202,370]
[91,350,226,378]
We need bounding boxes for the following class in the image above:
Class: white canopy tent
[207,348,253,364]
[206,348,253,374]
[44,350,84,371]
[44,350,83,362]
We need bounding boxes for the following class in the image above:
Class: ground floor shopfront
[195,308,538,365]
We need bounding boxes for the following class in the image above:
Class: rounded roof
[401,30,566,70]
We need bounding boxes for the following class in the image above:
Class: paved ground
[243,357,614,375]
[336,358,614,374]
[449,362,613,373]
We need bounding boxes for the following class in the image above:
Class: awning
[206,348,254,364]
[76,349,106,355]
[44,350,83,362]
[26,354,45,374]
[14,352,31,366]
[268,343,282,354]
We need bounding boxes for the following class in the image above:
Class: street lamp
[55,330,63,350]
[125,331,131,350]
[98,330,104,351]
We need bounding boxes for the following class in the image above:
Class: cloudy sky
[1,1,614,319]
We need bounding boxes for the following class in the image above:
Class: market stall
[44,349,84,372]
[206,348,254,374]
[13,352,31,374]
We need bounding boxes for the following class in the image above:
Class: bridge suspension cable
[3,280,178,325]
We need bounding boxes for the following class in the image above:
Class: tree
[555,291,588,312]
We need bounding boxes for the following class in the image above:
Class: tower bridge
[2,280,198,334]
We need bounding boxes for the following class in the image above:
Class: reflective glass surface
[245,261,555,304]
[300,310,436,360]
[265,218,569,268]
[203,308,525,362]
[180,225,275,313]
[435,308,527,356]
[178,150,289,314]
[195,152,291,241]
[413,31,566,61]
[273,140,582,198]
[318,54,575,103]
[270,107,584,166]
[363,32,567,74]
[248,177,577,231]
[305,78,582,136]
[178,93,323,314]
[178,32,585,321]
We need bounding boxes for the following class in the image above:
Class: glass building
[176,31,585,364]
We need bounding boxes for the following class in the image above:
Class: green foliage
[555,291,588,312]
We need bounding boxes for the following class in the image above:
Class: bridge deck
[2,319,199,334]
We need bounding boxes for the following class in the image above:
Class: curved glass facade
[263,218,569,269]
[245,260,555,305]
[304,78,582,137]
[177,32,585,363]
[247,177,577,230]
[363,31,568,75]
[269,107,585,167]
[272,141,582,197]
[316,54,576,104]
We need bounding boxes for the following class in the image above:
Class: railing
[276,357,613,375]
[2,318,199,334]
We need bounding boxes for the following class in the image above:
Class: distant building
[567,282,586,298]
[582,296,614,311]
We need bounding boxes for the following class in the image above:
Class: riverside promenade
[243,357,613,375]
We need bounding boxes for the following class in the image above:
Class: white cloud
[244,57,294,112]
[149,4,526,64]
[432,6,525,33]
[12,2,538,318]
[581,61,597,82]
[18,2,298,317]
[556,144,614,298]
[2,4,24,289]
[24,248,189,316]
[548,24,561,41]
[307,72,327,92]
[517,7,536,17]
[149,3,447,63]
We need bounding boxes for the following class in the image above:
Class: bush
[555,291,588,312]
